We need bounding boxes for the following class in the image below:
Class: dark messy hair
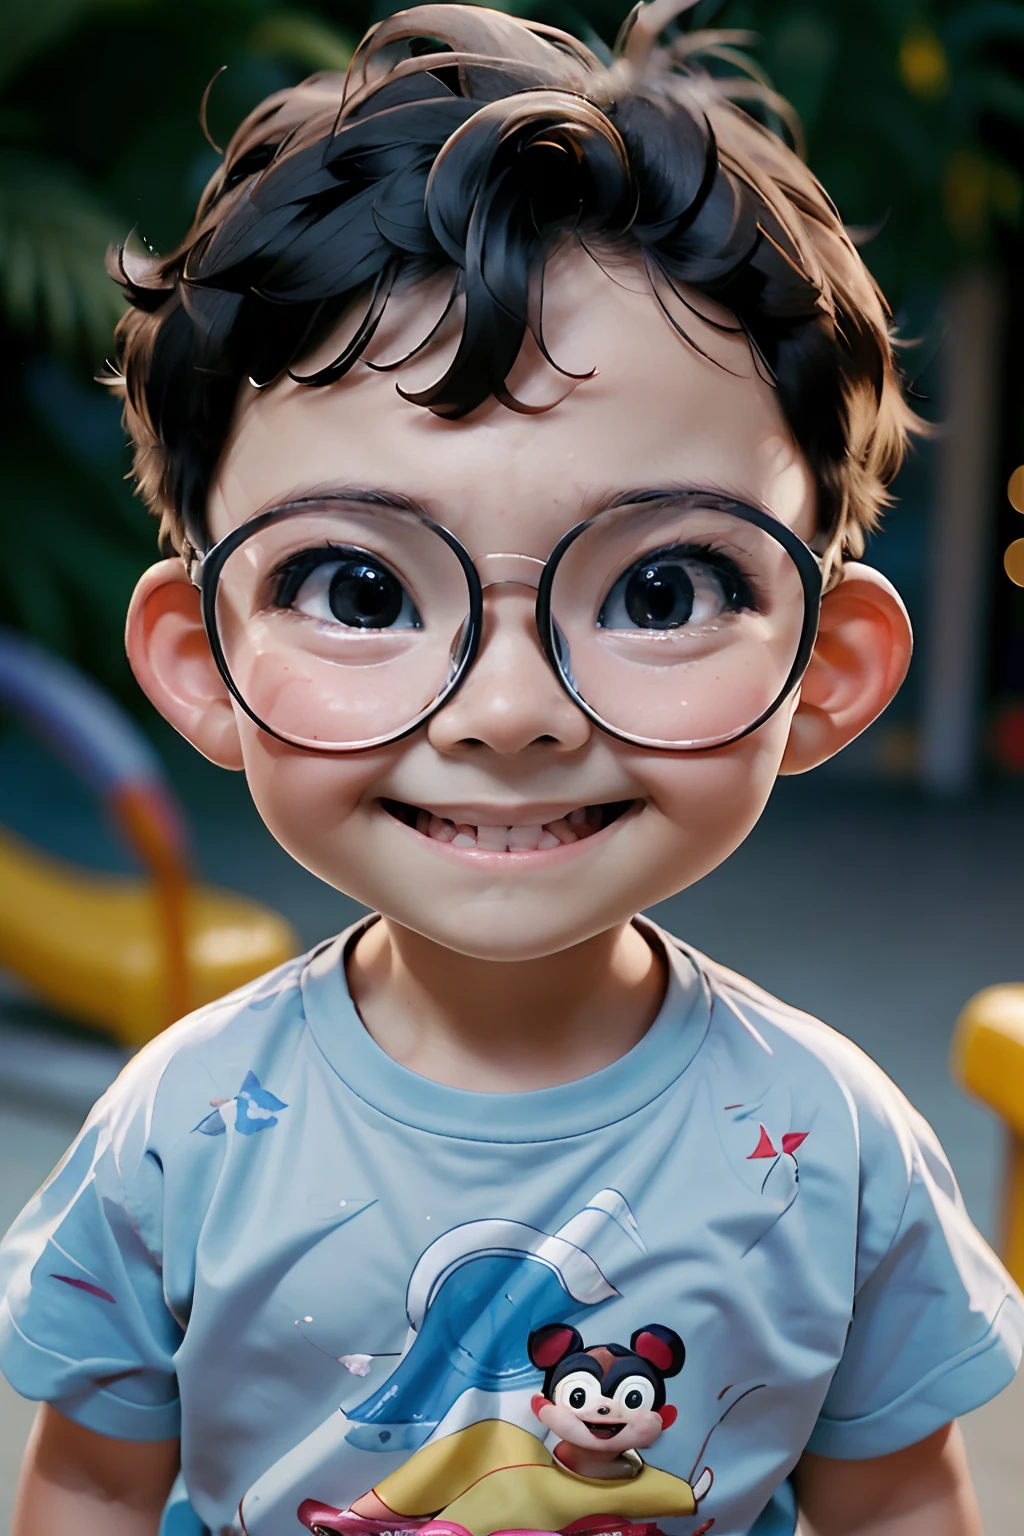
[107,0,917,560]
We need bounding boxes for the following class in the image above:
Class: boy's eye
[553,1371,602,1411]
[272,546,422,630]
[612,1375,656,1413]
[597,545,754,632]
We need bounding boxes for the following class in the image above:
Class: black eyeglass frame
[189,497,824,755]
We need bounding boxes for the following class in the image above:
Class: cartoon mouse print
[300,1322,711,1536]
[529,1321,712,1500]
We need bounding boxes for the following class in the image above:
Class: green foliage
[0,149,125,360]
[0,0,97,93]
[703,0,1024,298]
[0,0,306,703]
[250,10,358,71]
[0,0,1021,708]
[0,365,145,686]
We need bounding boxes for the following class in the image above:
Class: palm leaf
[0,149,125,361]
[0,0,97,92]
[971,67,1024,130]
[249,10,356,73]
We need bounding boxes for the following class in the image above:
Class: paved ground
[1,729,1023,1530]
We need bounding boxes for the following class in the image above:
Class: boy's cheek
[235,722,395,860]
[627,718,787,854]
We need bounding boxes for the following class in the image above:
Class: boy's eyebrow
[599,484,764,515]
[252,481,763,521]
[251,485,426,518]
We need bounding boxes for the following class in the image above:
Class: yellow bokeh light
[1008,467,1024,512]
[944,150,988,244]
[1004,539,1024,586]
[899,26,950,100]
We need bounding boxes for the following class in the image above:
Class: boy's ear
[126,560,245,770]
[779,564,912,776]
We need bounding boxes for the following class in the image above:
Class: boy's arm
[12,1404,180,1536]
[794,1422,982,1536]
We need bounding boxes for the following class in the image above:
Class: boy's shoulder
[94,937,325,1155]
[683,931,921,1111]
[658,929,982,1293]
[664,927,942,1191]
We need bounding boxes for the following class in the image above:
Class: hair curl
[107,0,918,560]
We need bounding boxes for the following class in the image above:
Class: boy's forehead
[208,248,816,549]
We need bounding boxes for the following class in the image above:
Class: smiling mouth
[379,799,638,852]
[583,1421,625,1439]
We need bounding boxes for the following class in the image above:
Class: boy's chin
[406,917,616,963]
[377,897,635,962]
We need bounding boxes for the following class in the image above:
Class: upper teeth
[415,808,591,851]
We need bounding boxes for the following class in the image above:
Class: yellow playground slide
[0,631,298,1049]
[0,828,296,1048]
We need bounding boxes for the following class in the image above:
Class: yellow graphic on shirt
[367,1419,698,1535]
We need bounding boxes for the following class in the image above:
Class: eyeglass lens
[545,501,809,749]
[210,501,810,752]
[212,505,474,750]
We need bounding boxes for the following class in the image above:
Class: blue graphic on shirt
[343,1255,581,1452]
[342,1190,635,1453]
[192,1071,288,1137]
[193,1109,228,1137]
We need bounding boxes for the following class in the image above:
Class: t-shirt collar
[300,915,710,1143]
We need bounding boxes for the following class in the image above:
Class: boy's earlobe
[779,564,913,776]
[125,560,245,770]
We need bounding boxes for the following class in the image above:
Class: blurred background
[2,0,1024,1530]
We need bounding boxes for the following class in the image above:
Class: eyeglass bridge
[475,553,545,590]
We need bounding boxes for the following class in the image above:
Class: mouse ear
[630,1324,685,1377]
[528,1323,584,1369]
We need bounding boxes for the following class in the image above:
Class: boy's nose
[426,586,591,757]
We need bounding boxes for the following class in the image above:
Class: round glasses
[193,495,823,753]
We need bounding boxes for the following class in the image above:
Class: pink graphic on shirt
[746,1126,809,1161]
[746,1126,778,1160]
[50,1274,116,1303]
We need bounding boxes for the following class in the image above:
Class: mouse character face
[528,1323,685,1457]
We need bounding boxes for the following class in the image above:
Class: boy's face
[143,249,887,962]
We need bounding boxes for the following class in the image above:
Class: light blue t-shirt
[1,917,1021,1536]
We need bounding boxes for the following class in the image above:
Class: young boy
[2,4,1021,1535]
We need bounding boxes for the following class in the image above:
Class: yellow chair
[951,986,1024,1287]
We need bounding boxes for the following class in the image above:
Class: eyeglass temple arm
[180,538,205,588]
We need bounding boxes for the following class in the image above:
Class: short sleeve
[0,1091,183,1441]
[807,1095,1024,1459]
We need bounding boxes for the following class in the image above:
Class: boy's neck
[346,916,667,1094]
